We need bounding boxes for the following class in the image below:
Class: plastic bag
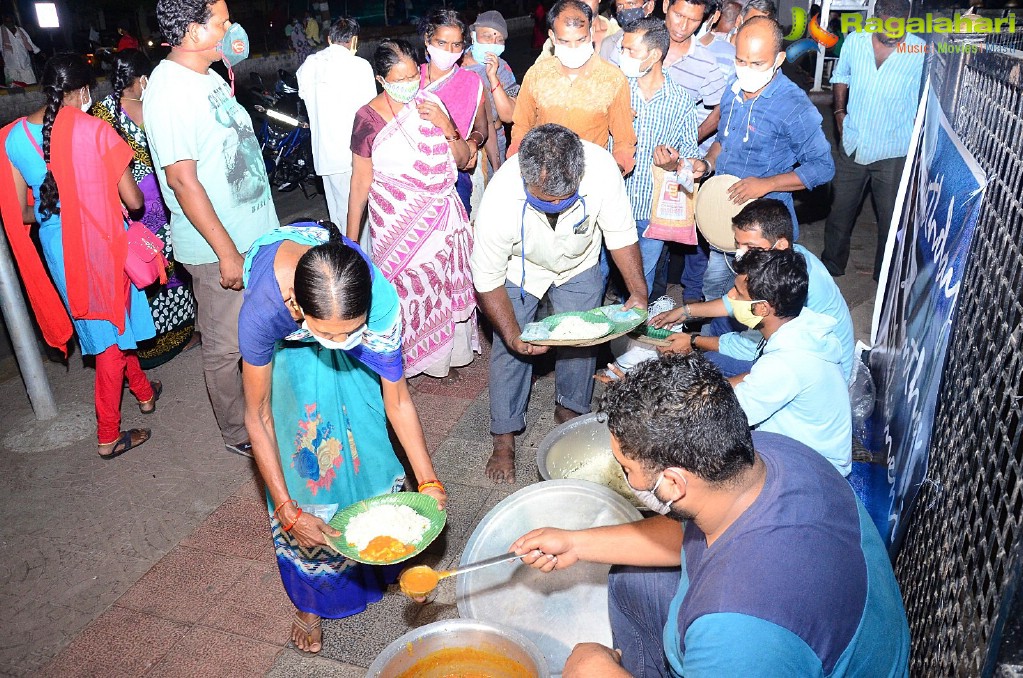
[848,359,876,439]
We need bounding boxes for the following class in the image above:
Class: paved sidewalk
[0,91,886,673]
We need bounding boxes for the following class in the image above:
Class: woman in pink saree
[347,39,479,380]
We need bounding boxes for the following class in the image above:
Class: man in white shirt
[471,124,648,483]
[296,17,376,249]
[1,15,39,85]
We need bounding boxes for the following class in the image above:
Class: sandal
[291,612,322,656]
[139,381,163,414]
[98,428,151,459]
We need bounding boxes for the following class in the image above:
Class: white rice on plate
[345,504,431,551]
[549,317,611,340]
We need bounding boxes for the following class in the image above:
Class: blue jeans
[702,316,754,377]
[679,238,709,301]
[489,265,604,434]
[608,564,682,677]
[600,219,664,299]
[703,248,736,302]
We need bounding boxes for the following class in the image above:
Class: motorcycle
[248,70,316,198]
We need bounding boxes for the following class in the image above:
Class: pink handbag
[124,211,168,289]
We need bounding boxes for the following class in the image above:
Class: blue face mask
[470,39,506,63]
[523,182,580,214]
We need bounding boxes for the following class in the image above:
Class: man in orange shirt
[510,0,637,174]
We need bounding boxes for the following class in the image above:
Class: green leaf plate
[521,310,615,346]
[326,492,447,565]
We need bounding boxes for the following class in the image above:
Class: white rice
[345,504,431,551]
[550,317,611,340]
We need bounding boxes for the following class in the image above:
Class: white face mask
[734,62,778,93]
[139,75,148,101]
[618,51,652,78]
[555,40,594,69]
[426,43,462,71]
[627,471,676,515]
[302,320,366,351]
[694,19,711,41]
[80,88,93,112]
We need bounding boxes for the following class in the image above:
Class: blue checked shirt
[831,31,926,164]
[624,77,699,221]
[715,72,834,232]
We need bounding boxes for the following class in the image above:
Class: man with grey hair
[471,124,648,483]
[733,0,777,36]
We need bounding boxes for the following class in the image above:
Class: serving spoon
[399,551,525,599]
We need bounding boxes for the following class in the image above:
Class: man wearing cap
[511,0,637,174]
[687,16,833,302]
[462,10,520,170]
[471,124,647,484]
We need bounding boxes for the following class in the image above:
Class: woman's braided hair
[109,49,153,143]
[38,53,96,220]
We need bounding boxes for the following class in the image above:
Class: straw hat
[694,174,754,253]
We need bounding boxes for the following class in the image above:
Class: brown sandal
[291,613,322,656]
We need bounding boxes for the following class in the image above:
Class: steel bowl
[536,414,642,507]
[366,619,550,678]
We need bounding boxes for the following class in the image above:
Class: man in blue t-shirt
[513,352,909,677]
[652,198,855,381]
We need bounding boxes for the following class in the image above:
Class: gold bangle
[418,479,446,493]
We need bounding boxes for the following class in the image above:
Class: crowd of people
[0,0,925,671]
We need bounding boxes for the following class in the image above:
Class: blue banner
[870,84,987,556]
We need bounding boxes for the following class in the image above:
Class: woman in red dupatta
[0,53,159,458]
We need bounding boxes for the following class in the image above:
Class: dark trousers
[608,564,682,677]
[822,146,905,279]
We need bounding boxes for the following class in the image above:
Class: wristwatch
[689,332,701,352]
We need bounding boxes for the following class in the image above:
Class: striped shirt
[831,31,925,164]
[702,32,736,82]
[602,32,725,127]
[623,77,699,221]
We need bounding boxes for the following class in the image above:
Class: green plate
[592,305,648,335]
[327,492,447,565]
[521,310,615,345]
[638,324,673,340]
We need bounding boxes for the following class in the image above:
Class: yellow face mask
[731,297,767,329]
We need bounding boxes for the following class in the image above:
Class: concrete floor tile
[40,606,188,677]
[180,493,275,563]
[115,546,250,624]
[431,437,544,490]
[145,626,282,678]
[197,562,293,646]
[268,651,369,678]
[319,589,420,666]
[0,601,93,677]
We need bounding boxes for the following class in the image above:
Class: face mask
[554,41,594,69]
[427,43,462,71]
[138,75,148,101]
[524,183,580,214]
[616,6,646,25]
[80,89,93,112]
[627,472,675,515]
[219,22,250,67]
[694,19,711,41]
[619,52,652,78]
[470,36,506,63]
[379,77,420,104]
[731,297,767,329]
[302,320,366,350]
[734,62,777,93]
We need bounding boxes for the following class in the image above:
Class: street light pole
[0,225,58,420]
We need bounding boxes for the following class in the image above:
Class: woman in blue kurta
[239,221,447,655]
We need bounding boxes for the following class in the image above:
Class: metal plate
[456,480,643,675]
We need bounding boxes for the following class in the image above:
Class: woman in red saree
[347,40,479,380]
[0,53,159,457]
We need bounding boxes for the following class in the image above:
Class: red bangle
[273,499,297,520]
[281,507,303,532]
[491,83,502,93]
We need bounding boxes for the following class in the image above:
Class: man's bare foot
[292,610,322,654]
[486,434,516,484]
[554,404,582,425]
